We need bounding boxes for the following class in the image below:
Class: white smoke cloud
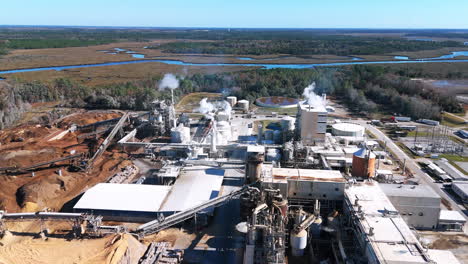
[302,82,326,108]
[158,73,179,90]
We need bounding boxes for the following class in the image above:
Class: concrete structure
[262,168,345,201]
[331,123,365,137]
[380,184,441,229]
[438,210,466,231]
[452,181,468,203]
[344,182,460,264]
[297,104,327,145]
[351,148,376,178]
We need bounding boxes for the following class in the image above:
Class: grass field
[441,112,467,127]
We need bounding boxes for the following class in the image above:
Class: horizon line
[1,24,468,31]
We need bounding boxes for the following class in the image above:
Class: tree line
[1,65,463,129]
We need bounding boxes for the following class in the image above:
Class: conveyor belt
[137,185,257,236]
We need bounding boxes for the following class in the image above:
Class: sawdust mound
[0,233,146,264]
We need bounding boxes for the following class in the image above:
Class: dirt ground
[0,111,128,212]
[418,231,468,263]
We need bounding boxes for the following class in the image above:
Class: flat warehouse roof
[159,166,225,212]
[379,183,440,199]
[74,183,171,212]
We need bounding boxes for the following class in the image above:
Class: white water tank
[238,100,249,112]
[226,96,237,107]
[332,123,365,137]
[290,230,308,256]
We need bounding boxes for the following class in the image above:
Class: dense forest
[0,27,466,57]
[1,65,462,129]
[152,38,463,56]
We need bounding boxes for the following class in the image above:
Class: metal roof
[159,166,224,212]
[379,184,440,199]
[439,210,466,222]
[74,183,171,212]
[345,183,441,264]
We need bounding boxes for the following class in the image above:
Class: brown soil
[0,111,129,212]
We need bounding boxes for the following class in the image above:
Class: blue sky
[1,0,467,28]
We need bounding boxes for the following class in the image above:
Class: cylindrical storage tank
[257,124,263,143]
[352,148,376,178]
[238,99,249,112]
[273,130,282,144]
[226,96,237,107]
[266,148,281,162]
[331,123,365,137]
[290,230,308,257]
[265,130,274,141]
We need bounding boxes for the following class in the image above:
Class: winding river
[1,51,468,76]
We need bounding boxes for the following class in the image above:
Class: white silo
[290,230,308,256]
[226,96,237,107]
[238,99,249,112]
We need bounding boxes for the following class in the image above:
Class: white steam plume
[302,82,326,108]
[158,73,179,90]
[196,98,232,119]
[196,98,215,114]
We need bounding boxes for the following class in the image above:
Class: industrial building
[344,182,460,264]
[438,210,467,231]
[452,181,468,204]
[380,184,441,229]
[296,103,327,145]
[74,166,225,221]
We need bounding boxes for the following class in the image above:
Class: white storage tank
[238,99,249,112]
[290,230,307,256]
[226,96,237,107]
[332,123,365,137]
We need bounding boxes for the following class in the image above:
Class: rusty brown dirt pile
[57,111,122,128]
[0,111,129,212]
